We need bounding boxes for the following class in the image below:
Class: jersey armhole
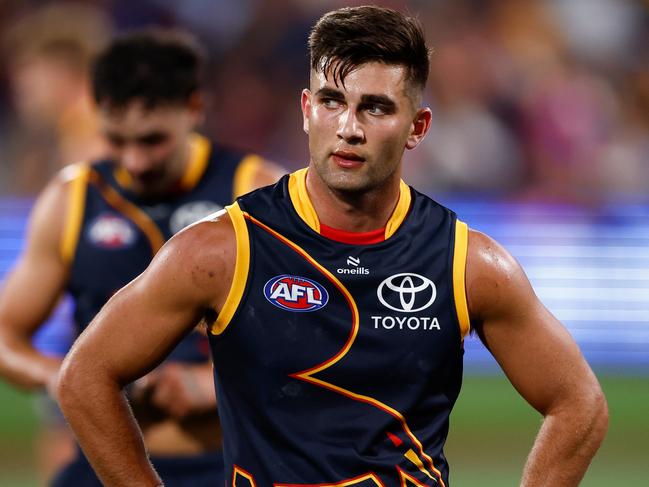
[60,164,90,264]
[211,202,251,335]
[232,154,263,199]
[453,219,471,339]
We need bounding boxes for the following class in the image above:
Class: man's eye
[366,105,386,115]
[322,98,341,109]
[139,134,168,146]
[107,135,125,148]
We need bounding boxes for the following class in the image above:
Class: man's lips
[332,151,365,168]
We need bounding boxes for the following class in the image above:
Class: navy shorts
[50,449,224,487]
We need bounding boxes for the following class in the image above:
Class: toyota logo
[377,273,436,313]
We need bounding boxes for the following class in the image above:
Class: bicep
[467,230,597,415]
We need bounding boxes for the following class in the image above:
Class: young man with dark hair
[0,29,283,486]
[58,7,607,487]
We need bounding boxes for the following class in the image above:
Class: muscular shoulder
[465,229,537,327]
[24,164,90,262]
[150,210,237,311]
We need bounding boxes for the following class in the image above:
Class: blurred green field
[446,374,648,486]
[0,374,646,486]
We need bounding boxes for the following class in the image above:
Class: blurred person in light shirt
[2,3,112,195]
[1,3,112,483]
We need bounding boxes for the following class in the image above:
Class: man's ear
[406,107,432,150]
[301,89,312,134]
[187,91,206,126]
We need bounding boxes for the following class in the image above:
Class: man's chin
[325,174,371,194]
[131,181,166,199]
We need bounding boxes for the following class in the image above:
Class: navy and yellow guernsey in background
[209,168,470,486]
[61,133,264,363]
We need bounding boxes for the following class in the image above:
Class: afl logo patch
[264,275,329,312]
[87,213,136,249]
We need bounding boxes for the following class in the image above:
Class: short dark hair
[308,6,430,93]
[92,29,205,110]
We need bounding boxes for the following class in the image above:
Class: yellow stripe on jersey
[60,163,90,264]
[114,166,132,188]
[275,472,386,486]
[233,154,263,199]
[384,181,411,239]
[453,220,471,338]
[397,467,429,487]
[233,466,258,486]
[288,168,320,233]
[179,133,211,191]
[89,171,165,255]
[404,449,437,482]
[212,202,250,335]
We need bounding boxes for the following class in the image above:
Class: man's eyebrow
[105,131,125,142]
[360,94,395,107]
[315,87,344,99]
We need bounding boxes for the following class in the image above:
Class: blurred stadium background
[0,0,647,485]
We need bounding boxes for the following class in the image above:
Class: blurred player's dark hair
[92,29,206,110]
[308,6,430,98]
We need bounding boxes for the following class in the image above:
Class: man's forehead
[310,62,410,97]
[98,99,188,119]
[98,106,172,138]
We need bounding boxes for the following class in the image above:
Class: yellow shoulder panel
[453,220,471,339]
[60,163,91,264]
[179,133,211,191]
[287,168,319,233]
[211,202,251,335]
[232,154,263,199]
[385,180,412,239]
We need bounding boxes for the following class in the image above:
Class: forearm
[521,396,608,486]
[58,365,163,487]
[0,330,61,390]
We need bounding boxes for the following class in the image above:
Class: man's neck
[305,168,401,233]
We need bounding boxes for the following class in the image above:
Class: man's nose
[336,109,365,144]
[121,144,151,175]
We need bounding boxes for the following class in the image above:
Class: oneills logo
[337,255,370,275]
[264,275,329,312]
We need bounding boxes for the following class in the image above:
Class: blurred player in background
[1,4,113,482]
[2,3,111,195]
[0,28,284,486]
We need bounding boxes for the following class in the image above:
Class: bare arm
[466,230,608,487]
[57,213,235,487]
[0,175,71,392]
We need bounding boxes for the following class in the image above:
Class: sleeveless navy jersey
[63,134,265,363]
[208,169,471,486]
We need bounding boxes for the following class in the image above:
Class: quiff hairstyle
[308,6,431,94]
